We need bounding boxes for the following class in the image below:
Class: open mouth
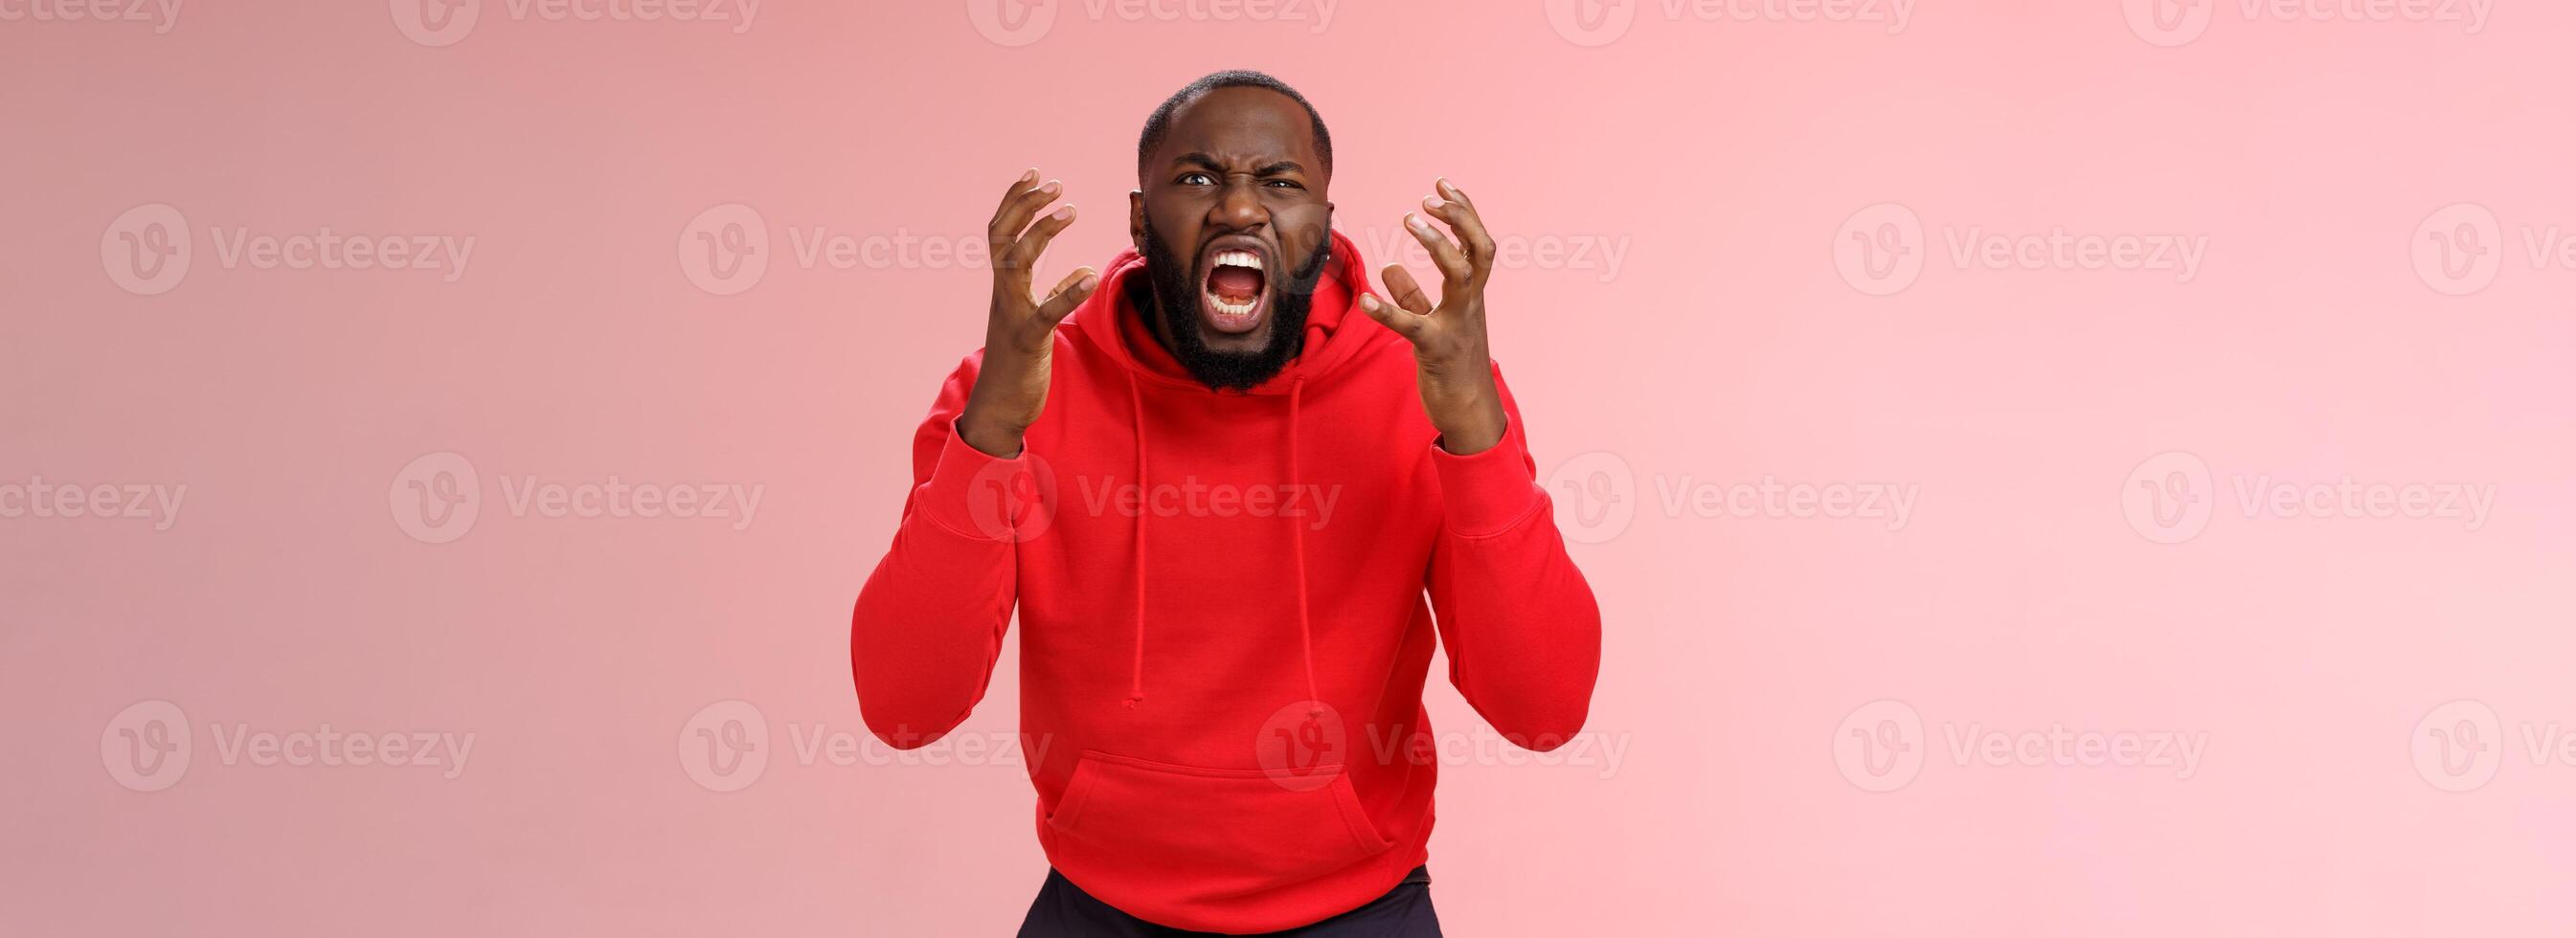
[1199,243,1271,335]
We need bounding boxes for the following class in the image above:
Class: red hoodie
[850,231,1601,933]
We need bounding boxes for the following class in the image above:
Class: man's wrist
[1432,399,1507,456]
[956,408,1027,459]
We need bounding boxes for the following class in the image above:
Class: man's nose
[1209,179,1267,231]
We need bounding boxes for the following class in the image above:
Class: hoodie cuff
[915,417,1024,542]
[1432,418,1547,538]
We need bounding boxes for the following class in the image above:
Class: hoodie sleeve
[1424,367,1604,751]
[850,355,1022,749]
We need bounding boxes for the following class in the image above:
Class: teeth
[1205,249,1264,318]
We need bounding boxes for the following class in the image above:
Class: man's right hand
[960,168,1099,458]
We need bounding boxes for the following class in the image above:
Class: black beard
[1138,221,1330,392]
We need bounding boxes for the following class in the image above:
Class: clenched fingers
[1380,262,1436,316]
[1420,178,1494,279]
[1403,212,1473,287]
[1006,204,1077,273]
[988,172,1066,270]
[1034,266,1099,325]
[1357,292,1430,343]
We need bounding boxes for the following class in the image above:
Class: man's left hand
[1358,178,1510,456]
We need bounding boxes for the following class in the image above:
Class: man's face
[1132,86,1334,389]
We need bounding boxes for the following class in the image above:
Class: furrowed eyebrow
[1166,154,1305,177]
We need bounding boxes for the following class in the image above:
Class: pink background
[7,1,2574,935]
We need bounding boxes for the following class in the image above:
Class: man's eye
[1178,172,1215,186]
[1265,179,1302,190]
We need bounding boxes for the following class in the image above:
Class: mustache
[1183,230,1331,290]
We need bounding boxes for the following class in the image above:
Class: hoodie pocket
[1046,749,1391,882]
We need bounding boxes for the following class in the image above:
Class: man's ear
[1128,190,1146,250]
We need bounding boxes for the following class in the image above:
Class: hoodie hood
[1063,229,1387,395]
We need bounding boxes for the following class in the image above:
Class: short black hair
[1137,70,1332,184]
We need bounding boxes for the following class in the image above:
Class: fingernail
[1079,273,1098,288]
[1053,206,1075,220]
[1360,295,1379,309]
[1041,180,1060,194]
[1423,197,1446,210]
[1438,178,1458,194]
[1021,168,1038,183]
[1406,213,1428,230]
